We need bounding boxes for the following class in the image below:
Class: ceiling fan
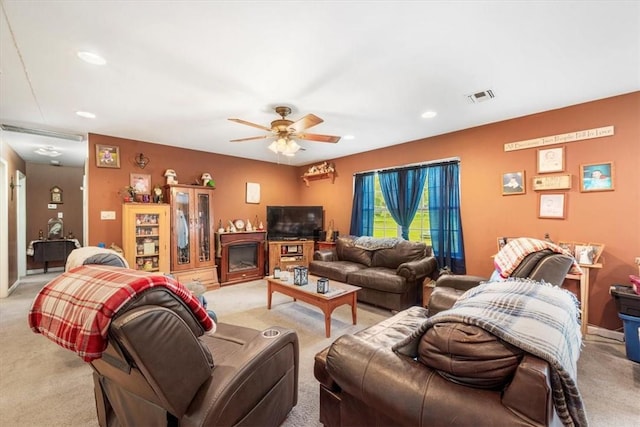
[228,106,340,155]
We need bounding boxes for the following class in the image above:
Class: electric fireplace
[216,231,266,285]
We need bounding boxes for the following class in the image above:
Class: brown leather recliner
[429,249,575,315]
[314,249,577,426]
[90,286,299,427]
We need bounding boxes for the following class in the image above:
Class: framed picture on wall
[502,171,525,195]
[538,193,566,219]
[580,162,614,192]
[537,146,565,173]
[96,144,121,168]
[130,173,151,195]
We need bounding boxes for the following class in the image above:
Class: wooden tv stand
[267,240,315,276]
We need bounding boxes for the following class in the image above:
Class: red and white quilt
[28,265,214,362]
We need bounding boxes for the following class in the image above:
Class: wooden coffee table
[266,274,361,338]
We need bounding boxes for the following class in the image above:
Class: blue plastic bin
[619,313,640,363]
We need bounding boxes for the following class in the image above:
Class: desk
[566,263,602,337]
[28,239,81,273]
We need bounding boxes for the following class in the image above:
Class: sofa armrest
[502,354,557,426]
[326,334,436,427]
[435,274,488,291]
[313,249,337,261]
[396,256,438,281]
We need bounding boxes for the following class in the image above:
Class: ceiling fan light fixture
[77,51,106,65]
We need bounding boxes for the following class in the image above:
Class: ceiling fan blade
[228,118,272,132]
[230,135,271,142]
[295,133,341,143]
[288,114,323,133]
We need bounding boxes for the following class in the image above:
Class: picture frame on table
[501,171,525,195]
[130,173,151,195]
[557,241,574,255]
[538,193,566,219]
[537,146,565,173]
[574,244,595,265]
[96,144,121,168]
[580,162,614,192]
[587,242,605,264]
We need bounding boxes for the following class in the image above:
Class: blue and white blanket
[393,278,587,426]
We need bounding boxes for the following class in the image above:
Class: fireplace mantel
[216,231,266,285]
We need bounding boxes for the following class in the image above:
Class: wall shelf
[302,172,335,187]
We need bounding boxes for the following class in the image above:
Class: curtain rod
[353,156,460,176]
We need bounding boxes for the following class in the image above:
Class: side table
[565,263,602,337]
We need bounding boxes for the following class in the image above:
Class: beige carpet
[1,273,638,426]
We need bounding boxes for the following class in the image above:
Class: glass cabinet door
[174,190,191,266]
[196,191,212,264]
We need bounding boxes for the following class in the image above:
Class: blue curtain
[378,167,427,240]
[349,172,375,236]
[427,161,466,273]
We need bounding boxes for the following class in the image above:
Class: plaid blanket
[495,237,582,278]
[398,279,587,426]
[28,265,214,362]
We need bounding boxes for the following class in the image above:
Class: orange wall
[297,92,640,331]
[87,133,303,249]
[87,92,639,330]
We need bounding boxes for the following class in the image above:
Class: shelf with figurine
[302,161,336,186]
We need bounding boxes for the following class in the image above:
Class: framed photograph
[587,242,605,264]
[130,173,151,195]
[537,146,565,173]
[246,182,261,204]
[532,174,572,191]
[96,144,121,168]
[575,244,595,265]
[502,171,525,195]
[580,162,614,192]
[538,193,566,219]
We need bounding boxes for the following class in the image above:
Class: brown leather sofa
[90,286,299,427]
[309,236,438,311]
[314,250,576,427]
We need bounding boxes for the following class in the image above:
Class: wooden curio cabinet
[164,184,219,289]
[122,204,170,273]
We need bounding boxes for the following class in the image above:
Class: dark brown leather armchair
[90,286,299,427]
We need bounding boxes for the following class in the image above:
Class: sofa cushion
[347,268,408,293]
[309,260,367,283]
[336,236,372,267]
[371,240,427,269]
[418,322,524,389]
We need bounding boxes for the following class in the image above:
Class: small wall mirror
[47,218,64,240]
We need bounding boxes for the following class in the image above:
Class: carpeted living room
[1,271,638,426]
[2,2,639,426]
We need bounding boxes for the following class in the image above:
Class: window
[372,174,431,244]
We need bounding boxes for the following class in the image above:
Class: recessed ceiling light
[421,111,437,119]
[343,135,355,140]
[77,51,106,65]
[76,111,96,119]
[34,146,62,157]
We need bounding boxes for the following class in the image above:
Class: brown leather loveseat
[309,235,438,311]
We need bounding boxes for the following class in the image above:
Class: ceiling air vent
[466,89,495,104]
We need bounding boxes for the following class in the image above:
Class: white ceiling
[1,1,638,168]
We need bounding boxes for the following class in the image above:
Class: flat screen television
[266,206,324,241]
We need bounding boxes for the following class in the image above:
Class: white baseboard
[587,325,624,342]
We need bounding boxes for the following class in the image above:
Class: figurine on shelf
[246,219,253,232]
[164,169,178,185]
[228,220,237,233]
[217,219,224,233]
[153,185,163,203]
[201,172,215,187]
